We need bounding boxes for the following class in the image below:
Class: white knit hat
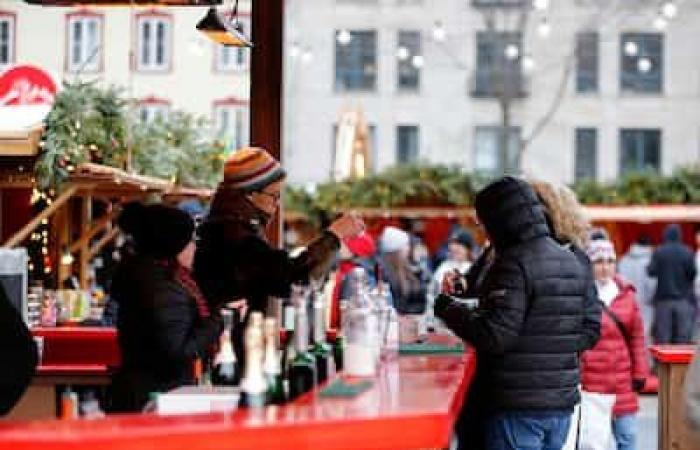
[379,226,411,254]
[586,239,616,262]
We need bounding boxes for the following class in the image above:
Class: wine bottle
[310,296,333,383]
[240,312,267,408]
[263,317,286,404]
[212,309,239,386]
[288,290,317,401]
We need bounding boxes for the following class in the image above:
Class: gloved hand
[632,378,646,392]
[433,294,454,320]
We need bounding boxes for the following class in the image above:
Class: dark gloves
[632,378,646,392]
[434,294,454,320]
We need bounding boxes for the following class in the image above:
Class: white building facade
[283,0,700,185]
[0,0,251,151]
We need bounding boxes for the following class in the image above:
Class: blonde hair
[528,179,591,249]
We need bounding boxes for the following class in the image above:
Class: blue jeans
[612,414,636,450]
[485,410,572,450]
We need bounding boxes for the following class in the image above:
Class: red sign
[0,65,57,106]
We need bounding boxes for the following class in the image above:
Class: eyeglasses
[593,258,616,264]
[257,190,281,202]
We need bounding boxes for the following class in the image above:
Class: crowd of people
[3,145,700,450]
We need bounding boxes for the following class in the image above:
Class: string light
[662,1,678,19]
[397,46,410,61]
[411,55,425,69]
[504,44,520,60]
[653,16,668,30]
[337,29,352,46]
[533,0,549,10]
[289,42,301,59]
[432,21,447,42]
[301,49,314,64]
[537,18,551,38]
[638,57,652,73]
[522,55,536,72]
[624,41,639,57]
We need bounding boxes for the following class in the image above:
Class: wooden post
[79,195,92,289]
[250,0,284,246]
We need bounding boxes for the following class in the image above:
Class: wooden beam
[89,227,119,260]
[250,0,284,246]
[68,205,120,253]
[3,185,78,248]
[79,196,92,289]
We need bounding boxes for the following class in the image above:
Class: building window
[575,128,597,181]
[575,32,598,93]
[397,31,421,91]
[0,14,16,71]
[620,129,661,175]
[473,32,523,97]
[396,125,419,164]
[136,14,172,72]
[66,13,103,73]
[474,126,520,175]
[214,19,249,73]
[620,33,663,93]
[214,103,249,151]
[138,99,170,124]
[335,30,377,92]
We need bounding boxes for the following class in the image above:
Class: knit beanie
[118,202,194,259]
[586,238,616,263]
[222,147,286,192]
[379,226,411,254]
[449,230,474,251]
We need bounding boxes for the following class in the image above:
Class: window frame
[473,125,521,176]
[0,12,17,72]
[620,33,664,94]
[396,30,421,92]
[473,31,524,98]
[396,125,420,164]
[574,127,598,182]
[65,11,104,74]
[212,98,250,151]
[137,97,171,124]
[575,32,599,94]
[134,11,173,73]
[334,29,378,92]
[619,128,662,175]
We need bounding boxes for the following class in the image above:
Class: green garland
[36,81,224,190]
[285,165,700,221]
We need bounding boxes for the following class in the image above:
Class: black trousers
[654,300,696,344]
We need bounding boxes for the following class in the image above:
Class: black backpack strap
[601,301,632,351]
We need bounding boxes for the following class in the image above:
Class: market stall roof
[0,105,48,157]
[69,163,212,199]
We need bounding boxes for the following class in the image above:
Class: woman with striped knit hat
[194,147,365,313]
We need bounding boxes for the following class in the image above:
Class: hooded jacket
[435,177,591,412]
[647,225,696,301]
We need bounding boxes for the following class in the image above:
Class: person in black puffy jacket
[109,203,223,412]
[0,283,38,416]
[435,177,592,450]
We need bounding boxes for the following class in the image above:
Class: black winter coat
[194,216,340,311]
[0,284,37,416]
[647,224,697,302]
[109,256,222,412]
[436,177,593,413]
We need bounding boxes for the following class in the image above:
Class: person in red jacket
[581,238,652,450]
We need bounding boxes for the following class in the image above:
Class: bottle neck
[294,306,309,353]
[313,302,325,344]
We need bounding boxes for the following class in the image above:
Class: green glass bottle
[310,297,333,383]
[263,317,286,404]
[288,289,317,400]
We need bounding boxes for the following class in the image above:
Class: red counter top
[650,344,697,364]
[0,346,475,450]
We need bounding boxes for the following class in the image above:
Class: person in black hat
[108,202,222,412]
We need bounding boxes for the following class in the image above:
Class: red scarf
[175,265,211,319]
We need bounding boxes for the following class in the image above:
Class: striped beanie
[222,147,286,192]
[586,238,616,262]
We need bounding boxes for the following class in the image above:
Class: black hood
[663,224,682,243]
[475,177,550,250]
